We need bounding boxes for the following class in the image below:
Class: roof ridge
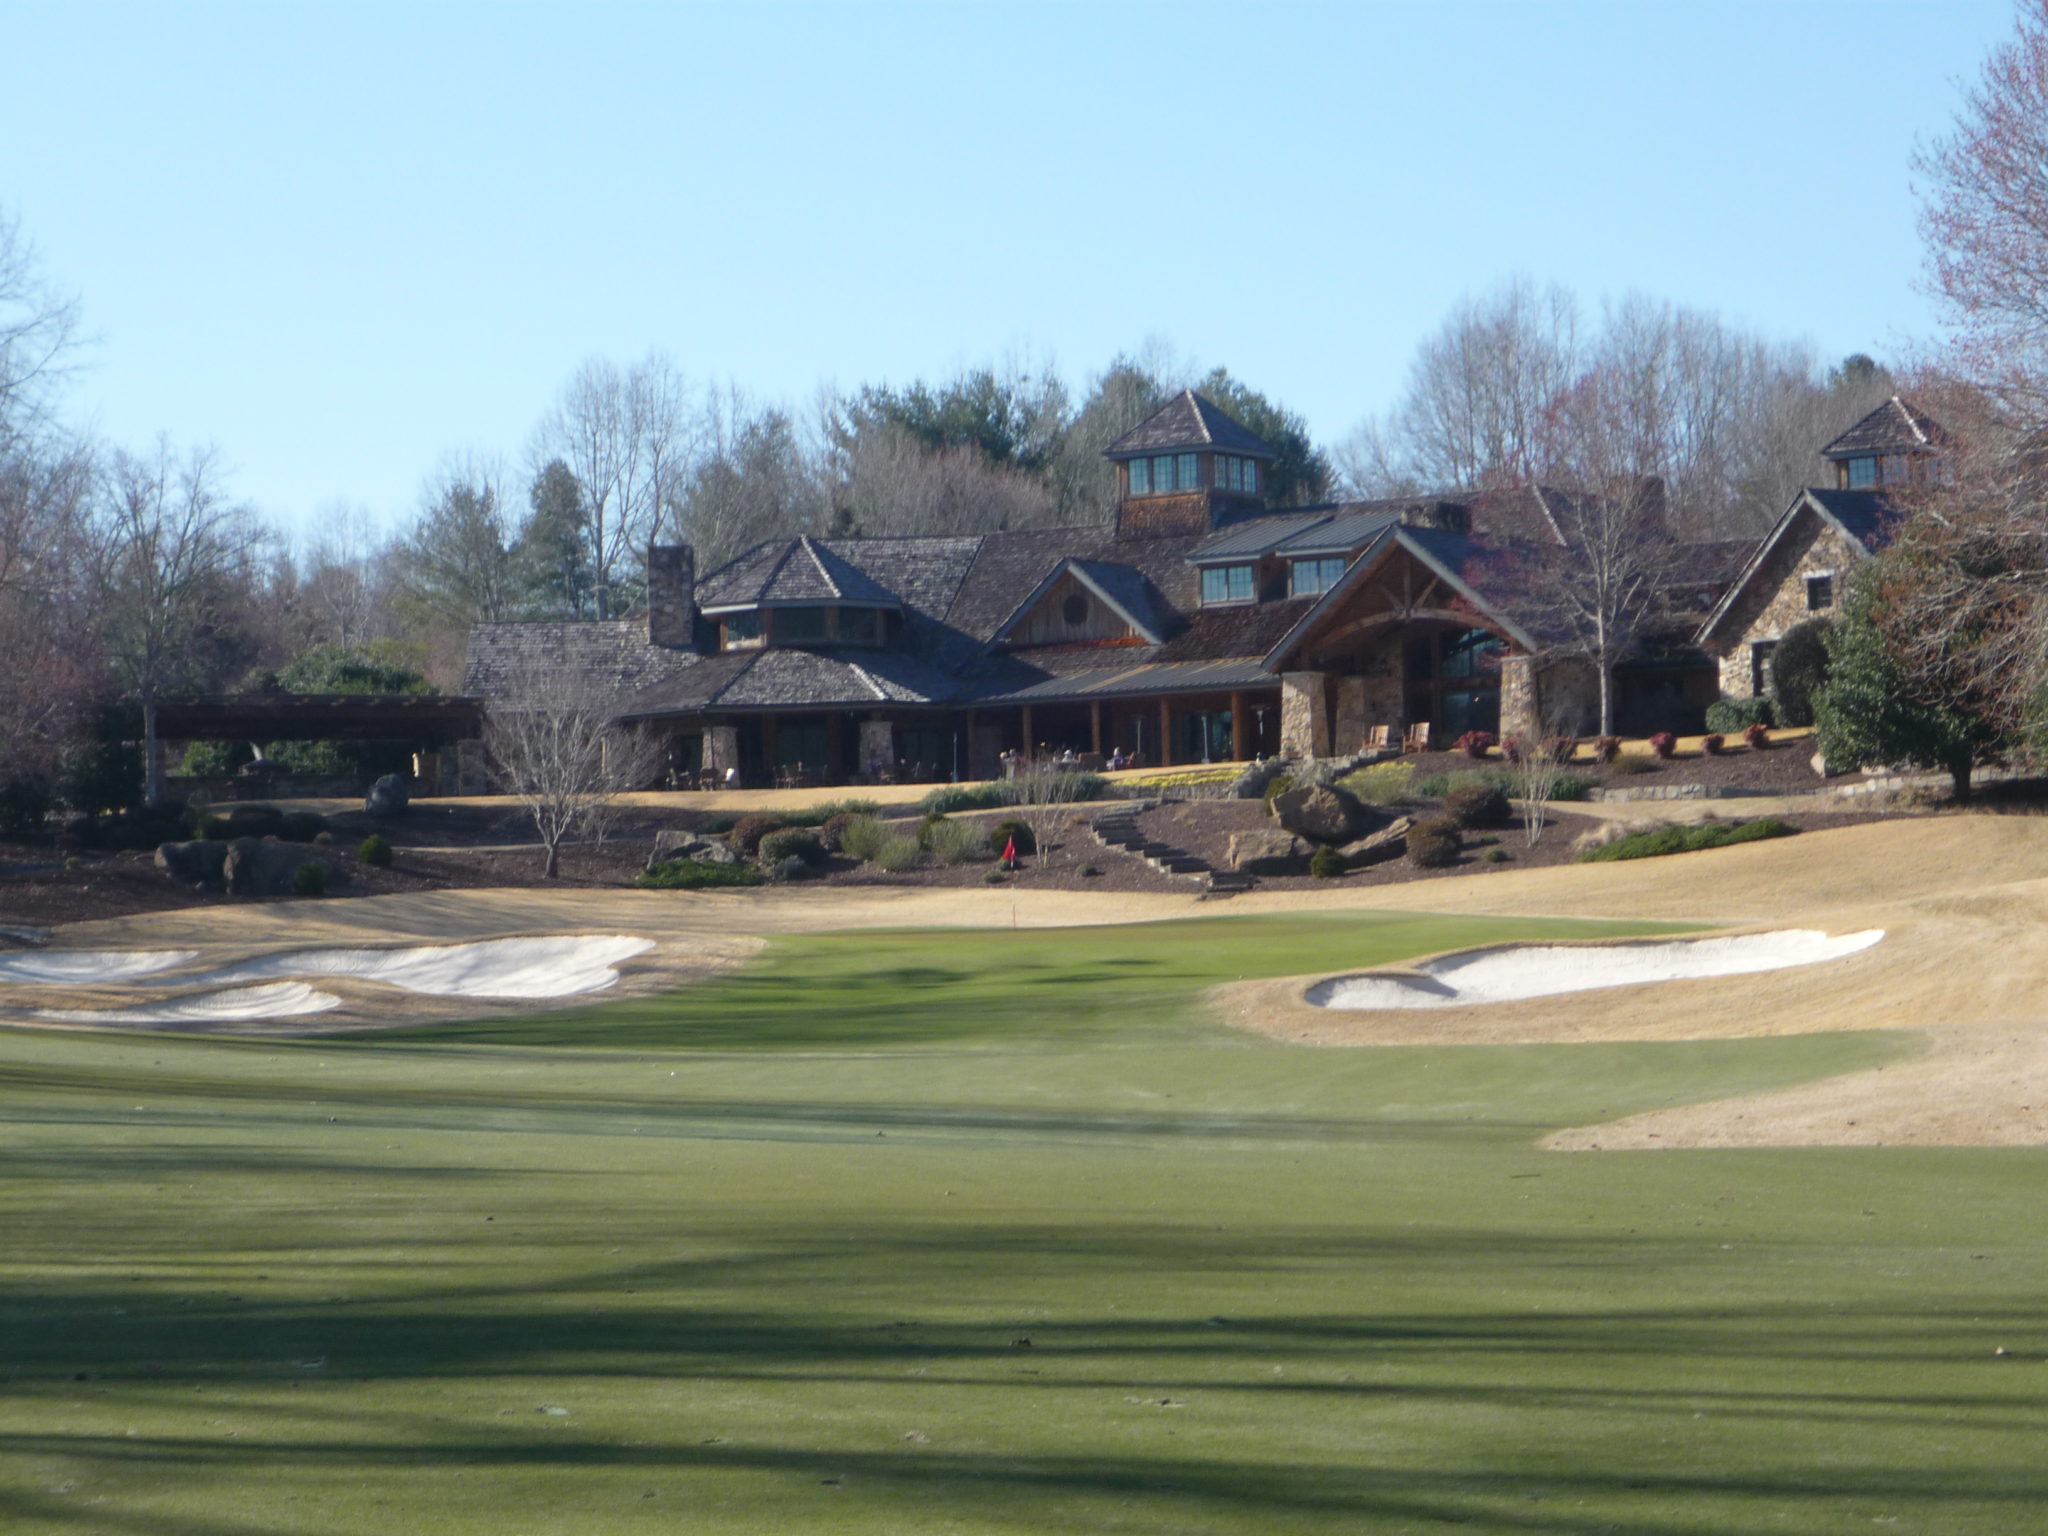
[797,534,843,598]
[843,655,889,701]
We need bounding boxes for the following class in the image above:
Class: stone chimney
[1398,500,1469,534]
[647,543,696,649]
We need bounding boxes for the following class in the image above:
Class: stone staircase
[1092,805,1253,899]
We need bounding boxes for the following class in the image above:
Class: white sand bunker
[1308,929,1886,1011]
[190,935,656,1000]
[36,982,342,1025]
[0,950,197,985]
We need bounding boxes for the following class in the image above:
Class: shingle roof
[1821,396,1948,460]
[695,535,900,609]
[971,657,1278,704]
[618,645,964,717]
[1104,389,1278,460]
[462,620,705,704]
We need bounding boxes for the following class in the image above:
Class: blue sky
[0,0,2018,537]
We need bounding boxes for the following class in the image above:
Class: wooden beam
[1089,699,1102,754]
[1158,696,1172,767]
[1021,704,1034,756]
[1229,692,1247,760]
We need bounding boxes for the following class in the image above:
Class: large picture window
[1201,565,1254,605]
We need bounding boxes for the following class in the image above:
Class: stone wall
[1280,672,1330,758]
[1500,655,1599,740]
[1713,513,1862,697]
[701,725,739,777]
[858,720,895,780]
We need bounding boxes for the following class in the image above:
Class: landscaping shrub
[1701,733,1725,756]
[1606,754,1657,776]
[1705,695,1773,733]
[837,814,888,862]
[987,817,1036,857]
[1309,843,1346,878]
[1578,816,1798,863]
[1540,735,1579,765]
[1443,781,1511,829]
[915,811,949,848]
[1407,816,1462,868]
[1648,731,1677,759]
[279,810,328,842]
[873,835,923,872]
[1078,862,1100,877]
[1413,767,1493,799]
[818,812,856,852]
[358,833,394,868]
[636,859,765,890]
[1500,735,1528,765]
[1744,721,1772,749]
[1592,736,1622,764]
[781,797,881,829]
[983,869,1008,884]
[1261,773,1296,807]
[313,830,334,846]
[1769,618,1831,728]
[1539,773,1593,802]
[921,775,1106,815]
[291,862,329,896]
[1453,729,1494,759]
[728,814,787,858]
[1337,760,1413,805]
[758,827,827,867]
[1482,846,1511,864]
[921,817,985,865]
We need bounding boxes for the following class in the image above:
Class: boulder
[1231,758,1292,800]
[1339,816,1414,869]
[1811,749,1841,780]
[155,839,229,890]
[1227,828,1306,875]
[1270,783,1371,844]
[770,854,815,882]
[222,836,344,897]
[648,829,714,870]
[365,774,411,817]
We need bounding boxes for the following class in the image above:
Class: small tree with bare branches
[483,668,661,878]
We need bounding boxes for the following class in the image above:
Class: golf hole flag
[1002,834,1017,867]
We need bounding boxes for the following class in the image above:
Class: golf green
[2,910,2043,1534]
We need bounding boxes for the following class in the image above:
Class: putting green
[2,910,2044,1535]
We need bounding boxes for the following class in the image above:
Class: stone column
[1333,677,1367,755]
[1498,655,1538,743]
[1279,671,1330,760]
[702,725,740,777]
[859,719,895,781]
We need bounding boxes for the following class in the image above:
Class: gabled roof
[1104,389,1278,460]
[1821,396,1948,460]
[986,557,1172,647]
[1262,524,1537,672]
[1695,487,1896,645]
[695,535,900,611]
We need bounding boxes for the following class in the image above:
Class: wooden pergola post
[1089,699,1102,754]
[1229,691,1247,761]
[1021,704,1034,760]
[1158,696,1172,767]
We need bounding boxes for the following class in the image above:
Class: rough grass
[1,912,2043,1535]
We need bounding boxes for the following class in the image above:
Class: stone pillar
[1498,655,1538,743]
[1280,672,1330,760]
[455,738,491,795]
[702,725,739,777]
[859,719,895,781]
[1333,677,1367,754]
[1021,704,1034,758]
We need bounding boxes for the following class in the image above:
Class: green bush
[837,814,889,862]
[291,862,329,897]
[313,830,334,846]
[279,810,328,842]
[1482,847,1511,864]
[1337,761,1413,805]
[1769,619,1831,729]
[1309,844,1346,879]
[920,782,1006,814]
[1578,816,1798,863]
[920,817,986,865]
[758,828,827,867]
[1705,695,1773,734]
[636,859,765,890]
[358,833,394,868]
[987,818,1036,857]
[1414,768,1494,799]
[1261,773,1296,807]
[728,814,787,858]
[919,775,1107,816]
[1443,782,1511,829]
[984,869,1009,884]
[818,813,857,852]
[780,797,882,828]
[1407,816,1462,869]
[873,835,924,873]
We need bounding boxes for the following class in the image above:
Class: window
[775,606,828,644]
[838,607,881,645]
[1290,556,1347,597]
[1244,459,1258,494]
[1178,452,1197,489]
[721,610,762,650]
[1845,456,1877,489]
[1201,565,1254,604]
[1805,573,1834,611]
[1129,457,1150,496]
[1061,591,1090,626]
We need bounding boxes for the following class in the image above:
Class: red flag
[1002,835,1017,866]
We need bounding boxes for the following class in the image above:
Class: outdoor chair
[1403,722,1433,754]
[1366,724,1397,752]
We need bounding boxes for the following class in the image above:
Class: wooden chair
[1402,722,1432,754]
[1365,724,1396,752]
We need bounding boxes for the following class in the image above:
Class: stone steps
[1090,808,1251,899]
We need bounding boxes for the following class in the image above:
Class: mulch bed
[1398,741,1831,797]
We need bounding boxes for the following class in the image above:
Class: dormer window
[1129,453,1199,497]
[1290,556,1347,598]
[1219,456,1260,495]
[721,611,763,650]
[1843,456,1878,489]
[1201,565,1254,605]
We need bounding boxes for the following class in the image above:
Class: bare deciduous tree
[0,208,84,451]
[483,666,661,878]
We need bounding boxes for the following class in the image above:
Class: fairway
[3,909,2045,1534]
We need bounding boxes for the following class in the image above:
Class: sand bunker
[35,982,342,1025]
[188,935,657,999]
[0,950,197,985]
[1308,929,1885,1010]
